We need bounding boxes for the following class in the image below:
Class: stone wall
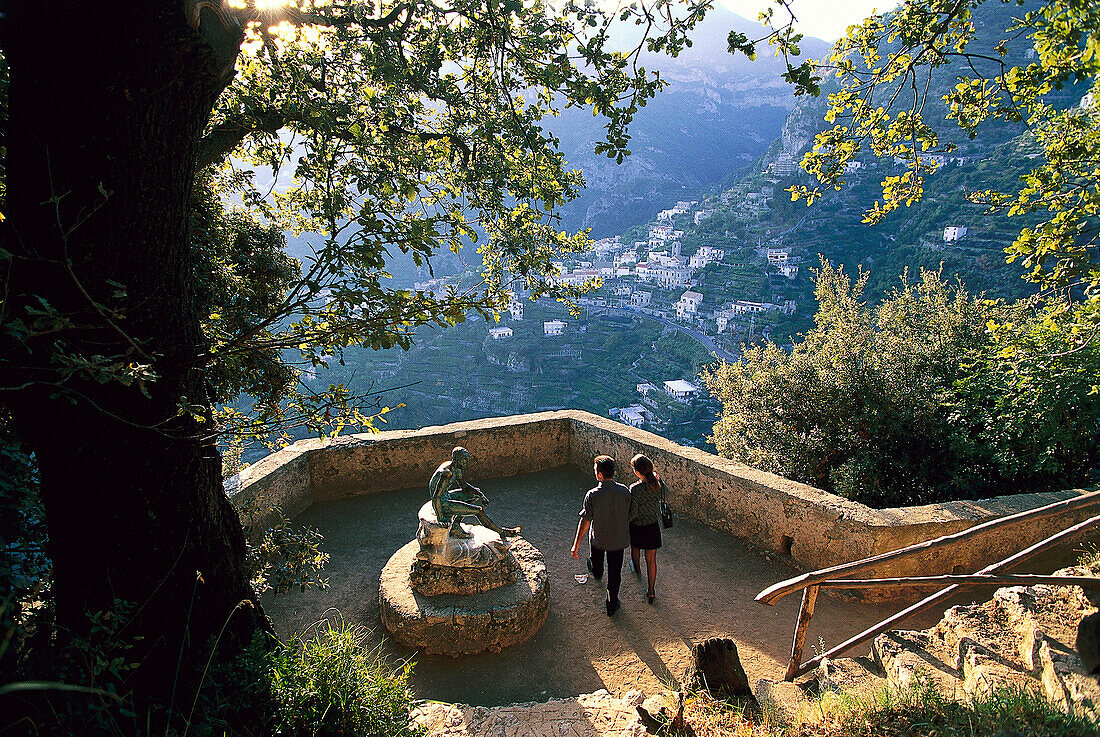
[228,410,1098,597]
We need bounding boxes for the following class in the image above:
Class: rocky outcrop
[755,564,1100,723]
[412,689,653,737]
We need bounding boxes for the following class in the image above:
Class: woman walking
[628,453,664,604]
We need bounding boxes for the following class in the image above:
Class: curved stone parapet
[380,536,550,655]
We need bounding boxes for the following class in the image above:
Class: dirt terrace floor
[264,466,964,706]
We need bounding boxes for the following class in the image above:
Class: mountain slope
[552,7,831,237]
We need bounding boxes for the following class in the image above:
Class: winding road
[596,305,739,363]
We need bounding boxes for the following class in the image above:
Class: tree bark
[0,0,267,705]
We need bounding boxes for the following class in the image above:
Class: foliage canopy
[197,0,711,443]
[771,0,1100,339]
[703,261,1100,506]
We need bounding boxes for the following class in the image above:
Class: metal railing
[755,491,1100,681]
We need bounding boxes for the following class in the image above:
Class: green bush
[3,614,419,737]
[259,622,421,737]
[703,260,1100,507]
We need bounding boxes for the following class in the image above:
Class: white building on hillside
[554,268,599,286]
[676,290,703,319]
[649,223,673,240]
[611,403,652,428]
[506,292,524,320]
[489,326,513,340]
[544,320,566,336]
[690,246,725,269]
[730,300,782,315]
[656,265,693,288]
[767,249,790,267]
[663,379,700,403]
[944,225,968,242]
[630,291,652,308]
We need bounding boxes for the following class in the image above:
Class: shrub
[703,260,1100,507]
[262,622,420,737]
[3,614,419,737]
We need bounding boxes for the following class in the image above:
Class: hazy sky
[720,0,902,41]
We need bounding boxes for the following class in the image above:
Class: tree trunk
[0,0,266,705]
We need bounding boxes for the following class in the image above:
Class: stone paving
[264,466,957,705]
[412,690,656,737]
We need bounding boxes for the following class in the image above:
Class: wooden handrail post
[784,585,818,681]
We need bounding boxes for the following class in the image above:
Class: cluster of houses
[609,380,702,428]
[488,318,569,340]
[482,226,801,342]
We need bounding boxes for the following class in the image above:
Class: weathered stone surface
[873,630,962,699]
[380,536,549,655]
[412,689,650,737]
[818,656,884,697]
[1076,612,1100,676]
[685,638,752,698]
[410,555,518,596]
[1041,639,1100,722]
[415,501,512,569]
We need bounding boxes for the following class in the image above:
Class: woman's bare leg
[645,548,657,596]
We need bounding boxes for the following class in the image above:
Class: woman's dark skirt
[629,521,662,550]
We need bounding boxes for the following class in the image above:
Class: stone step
[954,636,1038,698]
[818,656,887,698]
[1039,637,1100,722]
[873,629,963,699]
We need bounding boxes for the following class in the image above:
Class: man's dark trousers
[590,543,624,606]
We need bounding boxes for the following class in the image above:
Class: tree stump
[1077,612,1100,675]
[685,638,752,698]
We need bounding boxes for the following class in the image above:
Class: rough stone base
[410,554,519,596]
[416,501,512,568]
[380,536,549,655]
[412,689,650,737]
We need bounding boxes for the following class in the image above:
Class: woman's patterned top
[628,477,665,525]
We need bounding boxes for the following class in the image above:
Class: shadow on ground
[263,466,970,706]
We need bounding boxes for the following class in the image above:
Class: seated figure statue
[428,447,520,540]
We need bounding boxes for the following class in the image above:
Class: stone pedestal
[379,535,550,655]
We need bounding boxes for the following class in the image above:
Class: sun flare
[254,0,290,12]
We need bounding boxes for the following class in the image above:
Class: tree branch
[196,108,285,170]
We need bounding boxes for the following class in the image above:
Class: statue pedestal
[379,535,550,656]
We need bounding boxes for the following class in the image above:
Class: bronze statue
[428,447,520,539]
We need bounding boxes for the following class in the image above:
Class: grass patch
[815,684,1097,737]
[4,615,421,737]
[259,621,421,737]
[674,682,1098,737]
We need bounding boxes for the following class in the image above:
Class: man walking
[571,455,631,615]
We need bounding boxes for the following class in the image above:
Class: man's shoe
[587,557,602,580]
[606,598,620,616]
